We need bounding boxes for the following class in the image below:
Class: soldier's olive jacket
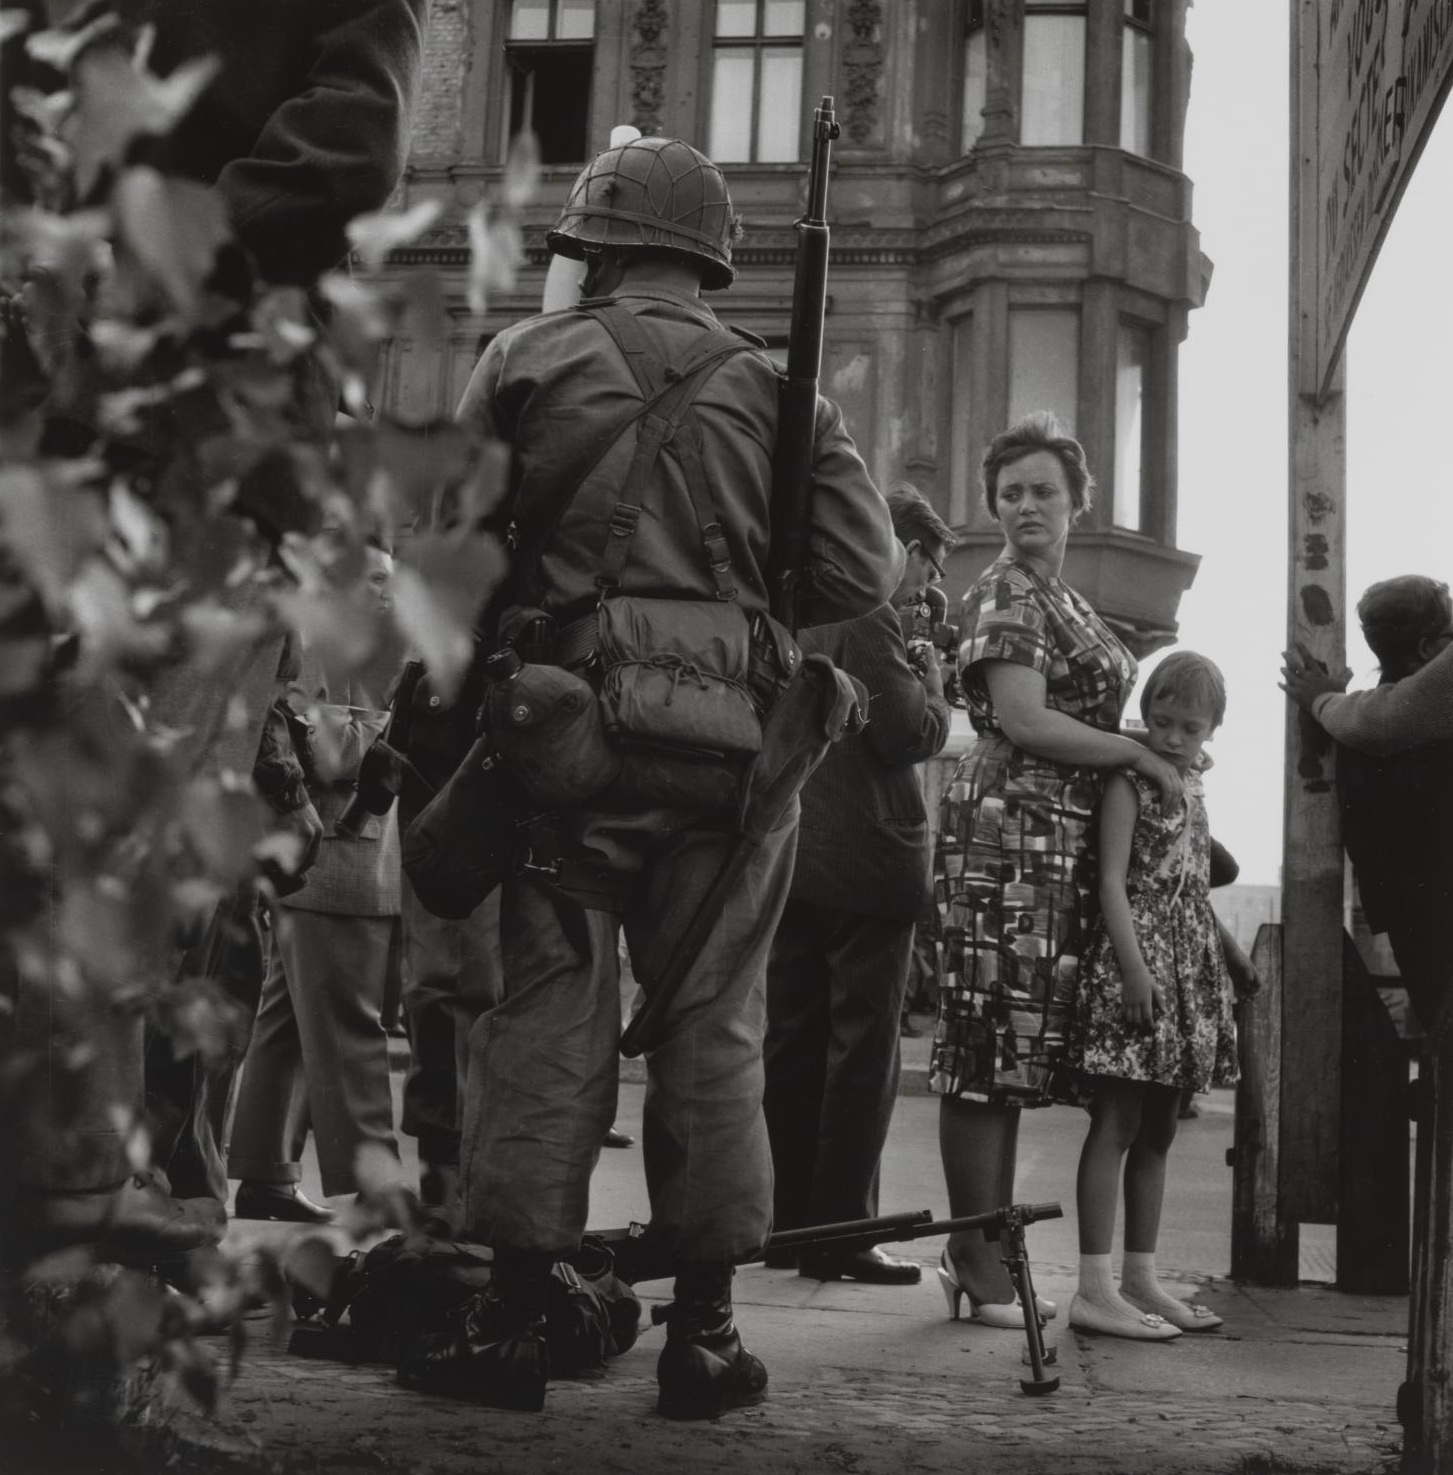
[456,286,904,625]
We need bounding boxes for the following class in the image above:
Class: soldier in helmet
[399,137,902,1417]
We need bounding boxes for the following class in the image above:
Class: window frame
[1006,302,1082,441]
[707,0,806,164]
[1111,316,1154,532]
[502,0,597,166]
[1119,0,1155,158]
[960,0,987,154]
[1019,0,1087,148]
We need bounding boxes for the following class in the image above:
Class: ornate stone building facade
[385,0,1211,653]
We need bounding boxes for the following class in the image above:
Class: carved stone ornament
[985,0,1014,47]
[842,0,884,145]
[629,0,668,136]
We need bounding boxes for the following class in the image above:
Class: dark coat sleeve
[790,606,951,919]
[214,0,425,285]
[848,604,951,768]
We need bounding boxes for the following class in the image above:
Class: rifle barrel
[767,94,841,632]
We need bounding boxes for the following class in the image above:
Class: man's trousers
[762,901,914,1229]
[400,881,502,1170]
[229,909,401,1197]
[459,800,797,1261]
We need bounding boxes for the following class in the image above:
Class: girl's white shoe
[1068,1292,1183,1340]
[1120,1288,1223,1331]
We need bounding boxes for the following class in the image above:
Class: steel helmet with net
[546,136,739,290]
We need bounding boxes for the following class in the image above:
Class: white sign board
[1304,0,1453,399]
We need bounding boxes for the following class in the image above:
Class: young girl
[1068,652,1254,1340]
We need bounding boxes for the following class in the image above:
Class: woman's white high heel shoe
[936,1251,1057,1325]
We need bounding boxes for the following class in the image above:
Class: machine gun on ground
[287,1199,1064,1396]
[594,1199,1064,1395]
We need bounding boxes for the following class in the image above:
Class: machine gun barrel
[590,1200,1063,1286]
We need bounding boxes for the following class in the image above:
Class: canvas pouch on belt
[592,596,763,810]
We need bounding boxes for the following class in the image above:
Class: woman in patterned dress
[931,413,1183,1323]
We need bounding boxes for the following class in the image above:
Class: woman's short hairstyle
[980,411,1095,520]
[1139,649,1227,729]
[1356,575,1452,677]
[886,480,957,554]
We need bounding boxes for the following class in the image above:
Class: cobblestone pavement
[146,1085,1410,1475]
[174,1330,1403,1475]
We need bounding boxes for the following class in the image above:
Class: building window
[1008,308,1079,436]
[505,0,596,165]
[962,0,987,152]
[1120,0,1154,157]
[1113,322,1150,530]
[1021,3,1085,146]
[709,0,804,163]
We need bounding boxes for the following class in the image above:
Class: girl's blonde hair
[1139,650,1226,729]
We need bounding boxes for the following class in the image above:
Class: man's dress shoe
[233,1181,335,1224]
[797,1245,922,1284]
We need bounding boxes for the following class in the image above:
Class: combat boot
[655,1263,767,1420]
[396,1247,552,1410]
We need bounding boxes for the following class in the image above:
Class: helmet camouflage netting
[546,137,740,290]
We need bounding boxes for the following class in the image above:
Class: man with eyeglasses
[761,482,955,1283]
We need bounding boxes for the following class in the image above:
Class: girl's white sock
[1077,1251,1150,1320]
[1120,1250,1184,1315]
[1077,1252,1117,1301]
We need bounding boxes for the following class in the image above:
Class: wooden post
[1231,923,1298,1285]
[1282,0,1347,1229]
[1402,1016,1453,1473]
[1336,935,1409,1295]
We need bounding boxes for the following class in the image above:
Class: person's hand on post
[1279,642,1350,711]
[1121,963,1164,1027]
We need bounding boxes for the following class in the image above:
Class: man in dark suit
[762,483,954,1283]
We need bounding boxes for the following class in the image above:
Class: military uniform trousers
[459,798,799,1261]
[400,879,503,1169]
[762,901,915,1230]
[228,908,401,1197]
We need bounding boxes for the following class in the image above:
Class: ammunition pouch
[402,735,523,920]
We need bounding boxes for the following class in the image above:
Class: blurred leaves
[282,1237,338,1301]
[152,974,250,1065]
[466,130,538,316]
[0,463,108,606]
[0,7,524,1434]
[112,167,230,317]
[67,42,218,197]
[390,529,506,703]
[345,196,441,272]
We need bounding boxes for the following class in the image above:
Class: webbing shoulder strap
[510,302,751,606]
[587,302,747,600]
[504,308,743,607]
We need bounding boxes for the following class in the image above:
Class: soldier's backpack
[504,299,802,811]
